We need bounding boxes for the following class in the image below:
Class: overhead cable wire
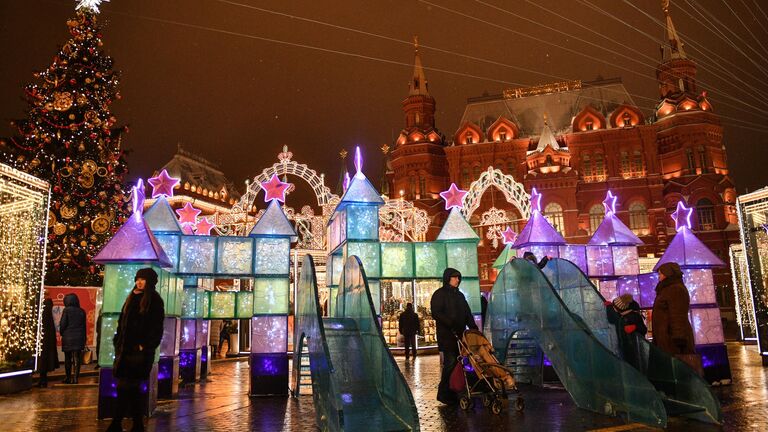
[740,0,768,37]
[103,7,768,133]
[478,0,768,114]
[691,0,768,64]
[724,0,768,58]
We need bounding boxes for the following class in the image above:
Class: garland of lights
[0,6,130,285]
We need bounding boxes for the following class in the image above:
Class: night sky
[1,0,767,207]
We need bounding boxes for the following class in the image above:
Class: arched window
[629,202,649,234]
[418,176,426,198]
[461,168,471,189]
[472,166,481,181]
[582,154,593,181]
[507,160,516,176]
[622,111,632,127]
[544,202,565,234]
[620,151,630,177]
[589,204,604,234]
[499,128,507,141]
[631,150,644,176]
[696,198,716,231]
[465,132,474,145]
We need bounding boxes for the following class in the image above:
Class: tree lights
[0,6,129,285]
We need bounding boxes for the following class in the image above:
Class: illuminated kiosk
[325,149,482,352]
[735,187,768,365]
[292,255,419,431]
[93,180,177,418]
[0,163,49,394]
[147,171,296,396]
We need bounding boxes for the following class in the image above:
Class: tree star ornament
[195,217,215,236]
[670,201,693,232]
[602,190,618,215]
[529,187,542,213]
[261,174,291,203]
[76,0,109,13]
[147,169,180,198]
[501,227,517,245]
[176,202,201,226]
[131,179,145,216]
[439,183,468,210]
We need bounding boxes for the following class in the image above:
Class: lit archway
[463,167,530,220]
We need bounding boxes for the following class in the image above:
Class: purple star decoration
[671,201,693,231]
[440,183,468,210]
[501,227,517,245]
[602,190,617,215]
[147,169,180,198]
[132,179,146,216]
[530,187,542,213]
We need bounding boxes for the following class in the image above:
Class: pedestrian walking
[605,294,647,370]
[652,262,701,374]
[38,298,59,387]
[398,303,420,360]
[59,293,86,384]
[208,319,222,358]
[106,268,165,432]
[430,268,478,405]
[219,320,231,356]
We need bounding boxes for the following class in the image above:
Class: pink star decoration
[501,227,517,245]
[602,190,618,215]
[261,174,290,203]
[439,183,468,210]
[670,201,693,232]
[530,187,542,213]
[181,224,195,235]
[147,169,180,198]
[176,202,201,226]
[131,179,146,216]
[195,217,215,236]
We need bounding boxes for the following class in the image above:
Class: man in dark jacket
[430,268,478,405]
[398,303,420,360]
[108,268,165,432]
[59,293,86,384]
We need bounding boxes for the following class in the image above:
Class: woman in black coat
[38,298,60,387]
[107,268,165,432]
[59,293,86,384]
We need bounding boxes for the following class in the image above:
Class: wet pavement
[0,342,766,431]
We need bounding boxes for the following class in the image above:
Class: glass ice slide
[291,255,419,432]
[486,258,667,427]
[541,258,722,425]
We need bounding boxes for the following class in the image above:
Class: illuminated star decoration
[261,174,291,203]
[354,146,364,178]
[501,227,517,245]
[76,0,109,13]
[181,224,195,235]
[529,187,542,213]
[176,202,201,226]
[602,190,618,215]
[131,179,146,216]
[670,201,693,232]
[195,217,215,236]
[147,169,180,198]
[439,183,468,210]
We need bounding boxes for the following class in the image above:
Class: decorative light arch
[463,167,531,220]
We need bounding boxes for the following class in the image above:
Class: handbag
[82,348,93,365]
[675,353,704,377]
[449,359,466,393]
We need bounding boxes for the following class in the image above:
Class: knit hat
[657,262,683,279]
[135,267,159,287]
[612,294,634,311]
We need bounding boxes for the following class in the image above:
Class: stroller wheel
[482,394,493,407]
[514,397,525,412]
[491,398,503,415]
[459,395,472,411]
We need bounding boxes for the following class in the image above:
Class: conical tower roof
[94,214,172,267]
[654,227,725,269]
[589,213,643,246]
[144,197,183,233]
[436,208,479,241]
[249,200,297,241]
[513,211,566,247]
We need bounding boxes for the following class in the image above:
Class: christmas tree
[1,1,130,285]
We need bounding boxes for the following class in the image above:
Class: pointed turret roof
[513,210,566,247]
[249,200,297,241]
[653,227,725,269]
[409,36,429,96]
[336,171,385,209]
[662,0,687,60]
[437,207,479,241]
[93,214,172,267]
[144,197,183,233]
[588,213,643,246]
[531,121,561,153]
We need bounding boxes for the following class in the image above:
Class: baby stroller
[455,329,524,414]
